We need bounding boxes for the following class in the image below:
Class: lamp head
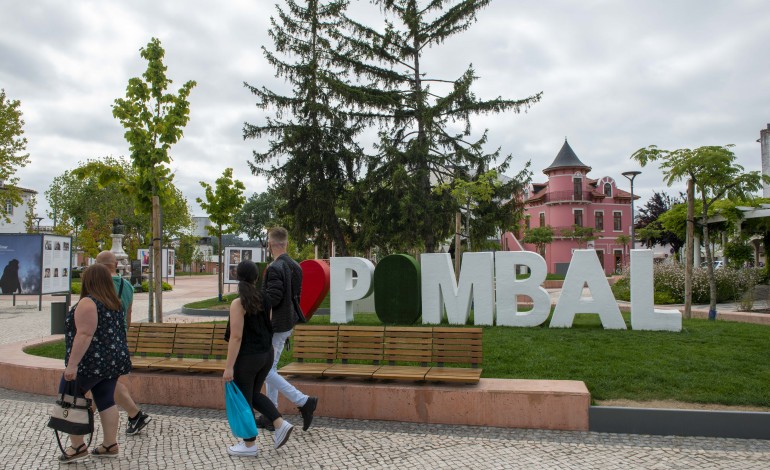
[621,170,642,181]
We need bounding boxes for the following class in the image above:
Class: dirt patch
[596,399,770,413]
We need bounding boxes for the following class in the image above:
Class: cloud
[4,0,770,223]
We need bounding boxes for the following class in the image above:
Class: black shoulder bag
[47,378,94,453]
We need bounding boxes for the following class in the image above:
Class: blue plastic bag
[225,381,258,438]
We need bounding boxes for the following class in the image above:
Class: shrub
[612,263,763,304]
[71,282,81,295]
[141,281,173,291]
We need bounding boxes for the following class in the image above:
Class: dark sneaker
[126,411,151,435]
[255,414,275,432]
[299,396,318,431]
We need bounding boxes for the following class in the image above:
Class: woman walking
[57,263,131,463]
[223,260,294,457]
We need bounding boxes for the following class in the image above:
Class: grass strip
[25,312,770,408]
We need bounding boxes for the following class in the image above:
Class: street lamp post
[33,216,44,233]
[621,171,641,253]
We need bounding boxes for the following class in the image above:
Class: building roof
[543,140,591,173]
[0,183,37,194]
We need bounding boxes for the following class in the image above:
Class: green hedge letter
[373,254,421,324]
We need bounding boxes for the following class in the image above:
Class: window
[574,209,583,227]
[604,183,612,197]
[539,212,545,227]
[613,211,622,231]
[4,200,12,216]
[595,212,604,231]
[525,215,530,229]
[573,178,582,200]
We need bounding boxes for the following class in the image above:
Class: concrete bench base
[0,336,589,431]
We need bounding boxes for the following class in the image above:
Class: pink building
[503,140,638,275]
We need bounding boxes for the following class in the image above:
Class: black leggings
[58,376,118,412]
[233,349,281,441]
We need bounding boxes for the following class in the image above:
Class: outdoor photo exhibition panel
[138,248,175,280]
[224,247,259,284]
[42,235,72,294]
[0,234,72,310]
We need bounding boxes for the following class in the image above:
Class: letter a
[550,250,626,329]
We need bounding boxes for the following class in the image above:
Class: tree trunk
[455,211,461,280]
[684,179,694,319]
[153,196,163,323]
[703,195,717,320]
[218,231,223,302]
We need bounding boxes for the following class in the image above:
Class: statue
[112,218,125,235]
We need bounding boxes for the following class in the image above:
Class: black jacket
[263,254,302,333]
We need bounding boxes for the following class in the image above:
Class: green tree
[0,89,31,221]
[723,238,753,269]
[234,191,281,246]
[342,0,541,253]
[523,226,553,257]
[112,37,196,322]
[176,233,198,274]
[633,145,768,320]
[615,234,631,267]
[245,0,362,255]
[53,157,192,256]
[197,168,246,301]
[438,168,529,252]
[23,194,38,233]
[560,225,596,249]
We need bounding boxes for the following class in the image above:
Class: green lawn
[28,312,770,408]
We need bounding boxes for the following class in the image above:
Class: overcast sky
[3,0,770,224]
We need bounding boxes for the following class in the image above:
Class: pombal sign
[323,250,681,332]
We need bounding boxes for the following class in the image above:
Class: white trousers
[265,329,308,408]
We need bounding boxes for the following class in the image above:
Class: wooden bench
[278,325,483,384]
[128,323,228,373]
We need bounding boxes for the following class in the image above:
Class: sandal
[92,442,119,458]
[58,444,89,464]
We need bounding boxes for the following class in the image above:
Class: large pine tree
[340,0,541,253]
[244,0,362,255]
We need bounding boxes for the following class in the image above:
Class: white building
[0,183,37,233]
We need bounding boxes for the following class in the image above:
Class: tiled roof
[544,140,591,172]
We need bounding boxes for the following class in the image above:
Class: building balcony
[529,191,593,205]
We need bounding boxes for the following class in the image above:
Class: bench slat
[278,362,330,377]
[372,365,430,381]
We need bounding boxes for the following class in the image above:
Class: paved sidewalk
[4,387,769,469]
[3,276,769,468]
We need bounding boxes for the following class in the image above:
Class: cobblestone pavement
[2,387,769,469]
[3,276,769,468]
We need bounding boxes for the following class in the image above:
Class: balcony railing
[539,191,592,204]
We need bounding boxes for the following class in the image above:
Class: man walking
[258,227,318,432]
[96,251,151,435]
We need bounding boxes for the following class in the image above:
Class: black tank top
[238,297,273,356]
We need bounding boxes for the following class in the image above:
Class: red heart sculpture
[299,260,330,320]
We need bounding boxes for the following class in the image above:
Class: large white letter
[420,252,495,325]
[495,251,551,327]
[330,257,374,324]
[550,250,626,329]
[630,249,682,331]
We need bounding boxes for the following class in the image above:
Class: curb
[589,406,770,440]
[180,307,228,317]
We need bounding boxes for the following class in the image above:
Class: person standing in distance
[95,251,151,435]
[257,227,318,432]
